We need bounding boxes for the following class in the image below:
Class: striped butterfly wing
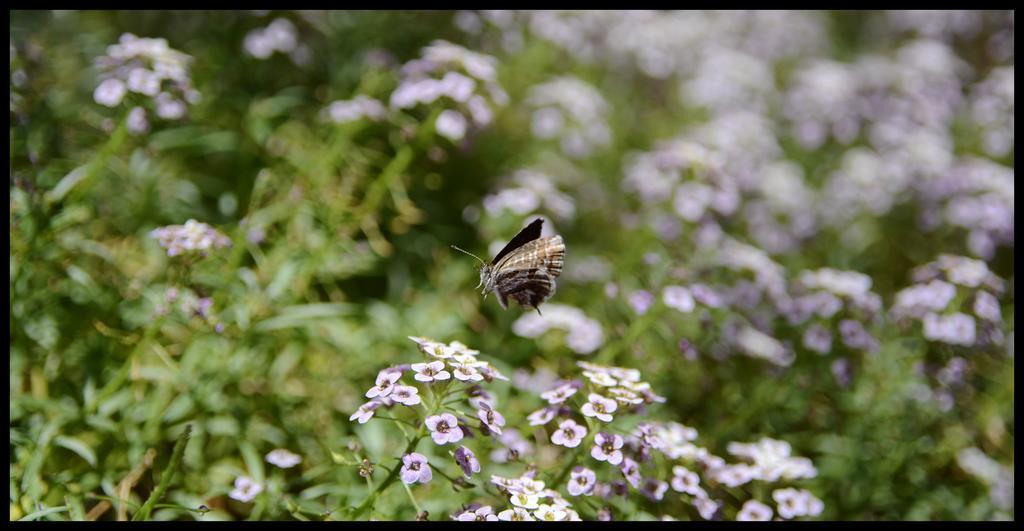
[492,236,565,312]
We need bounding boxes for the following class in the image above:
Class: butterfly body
[455,219,565,314]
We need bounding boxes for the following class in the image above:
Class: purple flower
[551,419,587,448]
[265,448,301,469]
[641,478,669,502]
[693,495,720,520]
[390,384,421,406]
[349,400,383,424]
[454,446,480,478]
[973,291,1002,322]
[540,383,578,404]
[228,475,262,502]
[400,452,432,484]
[581,393,617,422]
[619,457,641,488]
[737,499,773,521]
[922,312,977,346]
[477,405,505,435]
[670,465,702,495]
[802,323,833,354]
[411,360,451,382]
[591,432,624,465]
[425,413,464,445]
[365,370,401,399]
[527,407,557,426]
[663,285,695,312]
[567,466,596,496]
[629,290,655,315]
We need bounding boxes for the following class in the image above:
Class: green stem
[132,424,192,521]
[401,481,423,515]
[348,435,422,520]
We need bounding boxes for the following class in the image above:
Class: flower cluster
[511,304,605,355]
[93,33,199,131]
[525,76,611,158]
[892,254,1007,347]
[150,219,232,257]
[322,95,388,125]
[389,40,508,141]
[480,169,577,221]
[243,18,310,65]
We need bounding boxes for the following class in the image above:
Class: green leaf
[53,435,97,467]
[19,505,68,521]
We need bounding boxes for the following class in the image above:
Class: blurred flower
[735,326,794,366]
[349,399,383,424]
[243,18,308,65]
[662,285,695,312]
[737,499,773,521]
[527,407,557,426]
[534,504,568,521]
[94,33,198,118]
[400,452,432,485]
[540,383,578,404]
[628,290,655,315]
[922,312,976,346]
[435,109,467,140]
[456,505,499,521]
[265,448,301,469]
[670,465,702,495]
[323,95,387,124]
[526,76,611,158]
[228,476,262,503]
[150,220,231,257]
[512,304,604,354]
[692,495,721,520]
[551,419,587,448]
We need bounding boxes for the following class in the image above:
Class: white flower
[550,419,587,448]
[922,312,977,346]
[265,448,302,469]
[228,475,263,502]
[94,78,127,107]
[534,504,568,521]
[670,465,702,495]
[510,492,540,509]
[390,384,421,406]
[411,360,451,382]
[497,507,535,521]
[435,110,468,141]
[540,383,578,404]
[737,499,773,521]
[662,285,695,312]
[527,407,556,426]
[365,370,401,398]
[349,400,383,424]
[581,393,617,422]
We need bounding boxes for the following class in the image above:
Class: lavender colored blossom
[551,419,587,448]
[365,370,401,399]
[629,290,655,315]
[349,400,382,424]
[581,393,617,422]
[663,285,695,312]
[265,448,301,469]
[454,446,480,478]
[477,405,505,435]
[426,413,464,445]
[400,452,432,484]
[567,466,596,496]
[228,475,262,503]
[922,312,977,346]
[390,384,421,406]
[150,220,231,257]
[411,360,450,382]
[592,432,625,465]
[737,499,773,521]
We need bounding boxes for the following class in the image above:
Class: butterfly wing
[493,236,565,311]
[490,218,544,265]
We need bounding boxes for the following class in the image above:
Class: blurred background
[9,10,1014,521]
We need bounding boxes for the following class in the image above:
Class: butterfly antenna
[450,244,486,265]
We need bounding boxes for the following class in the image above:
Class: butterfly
[451,218,565,315]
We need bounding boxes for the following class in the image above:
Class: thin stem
[132,424,192,521]
[348,436,422,520]
[401,481,423,515]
